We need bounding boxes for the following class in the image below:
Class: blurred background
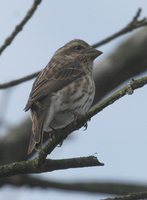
[0,0,147,199]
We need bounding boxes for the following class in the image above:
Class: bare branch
[0,71,39,89]
[92,8,147,48]
[0,156,103,178]
[93,27,147,104]
[103,192,147,200]
[1,176,147,196]
[37,76,147,165]
[0,0,42,55]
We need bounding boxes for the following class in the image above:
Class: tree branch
[37,76,147,165]
[103,192,147,200]
[0,0,42,55]
[0,71,39,89]
[0,156,103,178]
[1,176,147,196]
[93,27,147,104]
[92,8,147,48]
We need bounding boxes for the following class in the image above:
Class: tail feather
[27,98,51,155]
[27,133,37,155]
[27,111,44,154]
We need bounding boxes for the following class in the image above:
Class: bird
[24,39,102,154]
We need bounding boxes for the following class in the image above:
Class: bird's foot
[83,122,88,130]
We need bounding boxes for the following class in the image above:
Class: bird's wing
[24,59,85,111]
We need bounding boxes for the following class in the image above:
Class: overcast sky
[0,1,147,200]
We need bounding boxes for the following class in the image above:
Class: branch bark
[0,156,103,178]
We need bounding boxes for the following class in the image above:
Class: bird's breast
[48,74,95,129]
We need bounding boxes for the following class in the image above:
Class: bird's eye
[74,45,84,50]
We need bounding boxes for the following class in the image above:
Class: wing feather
[24,59,85,111]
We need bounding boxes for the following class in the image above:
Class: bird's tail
[27,110,44,154]
[27,133,37,155]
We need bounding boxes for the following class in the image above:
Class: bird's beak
[87,47,103,59]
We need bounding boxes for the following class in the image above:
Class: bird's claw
[83,122,88,130]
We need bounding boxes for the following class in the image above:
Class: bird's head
[55,39,102,61]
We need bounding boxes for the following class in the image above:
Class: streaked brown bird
[24,39,102,154]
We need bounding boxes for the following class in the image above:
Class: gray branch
[0,156,103,178]
[93,28,147,104]
[92,8,147,48]
[1,176,147,196]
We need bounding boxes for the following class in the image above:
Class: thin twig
[0,71,39,89]
[0,0,42,55]
[0,156,103,178]
[92,8,147,48]
[37,76,147,164]
[0,8,146,90]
